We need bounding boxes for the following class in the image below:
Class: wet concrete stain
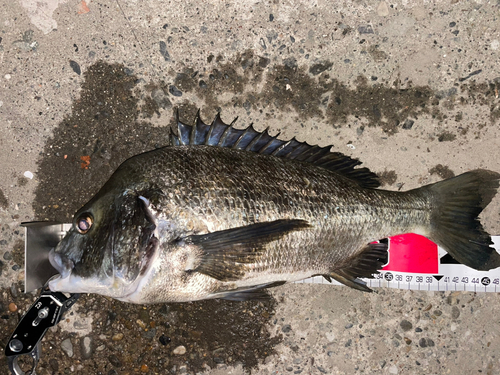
[325,75,435,134]
[185,50,269,115]
[168,51,499,138]
[16,177,29,187]
[10,239,24,270]
[29,51,500,373]
[264,64,326,119]
[34,62,168,222]
[429,164,455,179]
[437,131,457,142]
[0,189,7,209]
[189,51,500,137]
[32,61,279,374]
[169,51,433,129]
[377,170,398,186]
[367,45,388,62]
[460,80,500,122]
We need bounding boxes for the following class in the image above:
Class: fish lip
[48,249,74,279]
[47,274,64,292]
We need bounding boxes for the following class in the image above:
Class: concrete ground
[1,0,500,374]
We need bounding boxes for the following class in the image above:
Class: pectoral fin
[183,219,311,281]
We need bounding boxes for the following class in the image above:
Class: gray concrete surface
[1,0,500,374]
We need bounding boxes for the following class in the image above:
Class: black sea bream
[48,113,500,303]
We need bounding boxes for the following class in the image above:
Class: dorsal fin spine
[304,146,330,163]
[195,110,204,128]
[245,127,267,151]
[175,109,186,146]
[258,132,281,154]
[233,125,253,149]
[189,115,197,146]
[284,141,309,159]
[173,112,381,189]
[204,116,215,145]
[169,127,179,146]
[217,123,233,147]
[271,139,291,156]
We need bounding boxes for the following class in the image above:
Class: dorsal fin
[170,111,380,189]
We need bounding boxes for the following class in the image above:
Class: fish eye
[76,214,93,234]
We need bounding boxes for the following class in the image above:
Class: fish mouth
[47,238,159,301]
[48,249,74,279]
[48,249,78,293]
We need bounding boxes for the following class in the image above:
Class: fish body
[48,113,500,303]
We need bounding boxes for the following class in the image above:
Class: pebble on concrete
[173,345,186,355]
[61,338,74,358]
[80,336,93,359]
[400,320,412,331]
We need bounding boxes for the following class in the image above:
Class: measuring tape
[297,234,500,293]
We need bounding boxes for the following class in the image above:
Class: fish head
[48,187,159,299]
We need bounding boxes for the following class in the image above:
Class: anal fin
[324,241,389,293]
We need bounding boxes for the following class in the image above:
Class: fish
[48,112,500,303]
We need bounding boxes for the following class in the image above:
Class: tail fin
[424,169,500,271]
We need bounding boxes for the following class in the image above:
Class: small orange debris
[64,155,67,159]
[8,302,17,312]
[140,364,149,373]
[80,155,91,169]
[78,0,90,14]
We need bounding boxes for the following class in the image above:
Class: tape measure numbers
[296,235,500,293]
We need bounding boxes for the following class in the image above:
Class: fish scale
[47,113,500,303]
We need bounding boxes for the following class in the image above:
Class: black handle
[4,289,80,374]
